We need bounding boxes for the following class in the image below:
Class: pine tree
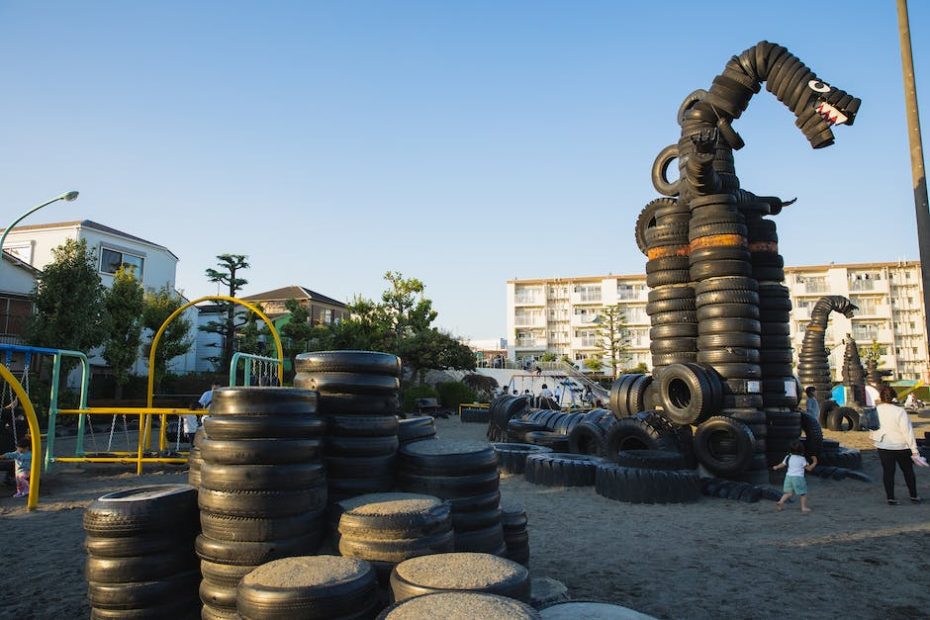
[201,254,250,370]
[593,303,631,379]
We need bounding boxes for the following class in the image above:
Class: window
[100,247,144,277]
[323,309,333,324]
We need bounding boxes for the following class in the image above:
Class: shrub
[401,384,439,412]
[435,381,478,411]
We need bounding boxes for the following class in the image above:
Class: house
[242,286,348,326]
[0,251,40,345]
[0,219,197,376]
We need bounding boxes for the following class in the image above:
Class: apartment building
[506,261,928,381]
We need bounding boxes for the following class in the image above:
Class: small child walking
[771,439,815,513]
[1,438,32,498]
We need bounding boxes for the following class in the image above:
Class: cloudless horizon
[1,1,928,341]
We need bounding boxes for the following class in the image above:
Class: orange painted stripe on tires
[748,241,778,252]
[647,244,691,260]
[689,234,747,251]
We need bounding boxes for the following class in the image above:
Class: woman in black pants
[871,385,921,504]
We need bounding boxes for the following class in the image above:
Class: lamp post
[0,191,79,275]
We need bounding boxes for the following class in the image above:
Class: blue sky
[1,1,928,340]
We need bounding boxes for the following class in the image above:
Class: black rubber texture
[492,443,553,475]
[200,463,325,492]
[203,415,325,440]
[697,317,761,334]
[696,303,759,320]
[568,422,607,456]
[197,486,327,519]
[605,412,679,457]
[87,571,199,610]
[693,416,755,476]
[294,351,402,376]
[522,431,571,452]
[195,532,322,566]
[595,464,700,504]
[399,440,498,475]
[389,556,530,604]
[523,453,603,487]
[657,363,719,425]
[614,449,687,470]
[328,415,399,437]
[827,406,860,432]
[292,371,400,395]
[200,510,325,542]
[85,551,197,584]
[83,485,199,538]
[208,387,319,416]
[199,438,322,465]
[325,434,400,457]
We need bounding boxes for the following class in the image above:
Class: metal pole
[897,0,930,378]
[0,192,78,277]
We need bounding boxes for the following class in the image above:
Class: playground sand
[2,418,929,620]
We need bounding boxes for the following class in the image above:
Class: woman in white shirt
[871,385,920,505]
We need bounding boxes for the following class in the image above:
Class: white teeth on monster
[816,102,848,126]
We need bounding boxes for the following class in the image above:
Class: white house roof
[0,219,179,260]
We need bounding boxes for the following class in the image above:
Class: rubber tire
[594,464,700,504]
[492,443,553,475]
[294,351,402,376]
[523,453,603,487]
[693,416,755,476]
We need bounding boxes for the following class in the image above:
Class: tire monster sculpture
[797,296,858,412]
[637,41,860,482]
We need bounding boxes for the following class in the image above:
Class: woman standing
[871,385,922,505]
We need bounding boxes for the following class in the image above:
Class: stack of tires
[84,485,200,620]
[196,388,327,619]
[524,452,603,487]
[842,337,867,405]
[595,449,701,504]
[188,428,205,488]
[378,592,539,619]
[398,416,436,446]
[492,443,553,475]
[397,439,505,556]
[636,196,696,375]
[461,406,491,424]
[331,493,454,585]
[501,500,530,566]
[488,395,530,442]
[764,409,802,466]
[604,410,682,458]
[236,556,381,619]
[609,374,654,418]
[294,351,402,503]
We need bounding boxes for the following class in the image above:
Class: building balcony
[849,279,890,294]
[514,338,547,350]
[570,292,603,305]
[513,318,546,328]
[513,296,545,307]
[570,314,601,327]
[851,328,894,343]
[795,283,831,296]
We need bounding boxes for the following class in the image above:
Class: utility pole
[896,0,930,378]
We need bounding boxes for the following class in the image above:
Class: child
[771,439,815,513]
[1,438,31,498]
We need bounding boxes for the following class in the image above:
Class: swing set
[0,296,285,505]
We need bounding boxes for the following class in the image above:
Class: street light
[0,191,79,275]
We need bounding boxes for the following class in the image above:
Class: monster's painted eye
[808,80,831,93]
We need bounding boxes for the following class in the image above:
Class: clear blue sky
[1,1,927,340]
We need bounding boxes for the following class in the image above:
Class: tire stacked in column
[397,439,505,556]
[197,388,327,620]
[690,193,765,483]
[330,492,454,587]
[84,485,200,620]
[398,416,436,446]
[188,428,205,489]
[638,197,696,375]
[842,337,866,405]
[294,351,402,503]
[501,500,529,567]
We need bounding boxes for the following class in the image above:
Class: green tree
[381,271,437,346]
[280,299,315,358]
[102,267,145,398]
[583,357,604,373]
[540,352,558,363]
[26,239,106,364]
[202,254,250,370]
[593,304,630,379]
[859,340,885,368]
[143,285,193,389]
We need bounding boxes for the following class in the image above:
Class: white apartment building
[507,261,928,381]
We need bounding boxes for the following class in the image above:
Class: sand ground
[2,416,929,620]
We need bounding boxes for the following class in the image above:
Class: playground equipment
[23,296,284,475]
[0,361,41,509]
[230,351,282,387]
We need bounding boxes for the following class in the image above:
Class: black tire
[522,431,570,451]
[195,532,322,566]
[87,571,199,610]
[696,303,759,320]
[83,485,198,538]
[697,317,761,334]
[328,415,400,437]
[650,352,698,366]
[203,415,325,440]
[594,464,700,504]
[646,298,696,314]
[650,310,698,325]
[647,270,690,287]
[697,348,760,364]
[827,407,860,432]
[396,469,500,500]
[697,333,761,349]
[197,486,327,519]
[236,556,380,619]
[200,510,325,543]
[292,371,399,395]
[208,387,319,416]
[650,338,697,353]
[689,246,751,264]
[695,290,759,307]
[650,323,698,339]
[614,449,686,470]
[325,454,397,478]
[646,282,692,299]
[390,553,529,603]
[656,363,718,425]
[506,419,549,442]
[461,408,491,424]
[200,463,325,493]
[294,351,402,376]
[199,438,322,465]
[567,422,606,456]
[693,416,755,476]
[399,440,497,475]
[609,374,640,417]
[399,416,437,444]
[85,551,197,584]
[325,434,400,457]
[604,412,678,457]
[84,532,185,558]
[626,375,653,415]
[311,392,400,415]
[199,578,238,612]
[523,453,603,487]
[690,260,753,280]
[339,529,455,563]
[651,144,680,197]
[492,443,553,475]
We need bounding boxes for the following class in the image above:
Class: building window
[323,309,333,324]
[100,247,144,277]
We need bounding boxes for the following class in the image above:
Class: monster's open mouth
[816,101,848,126]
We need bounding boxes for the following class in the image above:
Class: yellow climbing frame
[0,364,41,510]
[58,296,285,474]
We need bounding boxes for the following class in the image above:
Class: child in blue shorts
[771,439,815,513]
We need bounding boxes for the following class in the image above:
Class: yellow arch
[0,364,41,510]
[145,295,285,450]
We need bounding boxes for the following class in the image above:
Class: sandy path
[1,417,928,619]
